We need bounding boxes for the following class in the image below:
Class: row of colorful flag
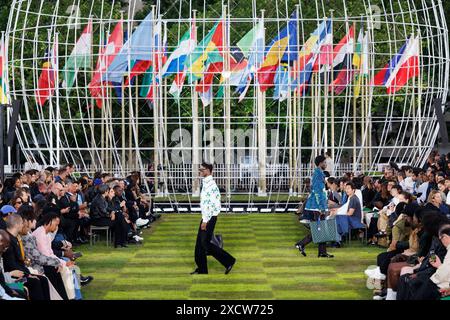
[6,11,421,108]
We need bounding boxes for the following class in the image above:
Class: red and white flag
[89,20,123,108]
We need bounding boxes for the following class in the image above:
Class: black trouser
[114,211,128,246]
[367,217,379,239]
[194,216,235,274]
[296,210,327,255]
[377,250,401,275]
[24,274,50,300]
[43,265,69,300]
[60,216,79,242]
[92,216,128,246]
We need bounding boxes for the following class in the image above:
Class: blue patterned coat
[305,167,328,212]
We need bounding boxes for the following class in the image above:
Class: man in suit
[0,229,26,300]
[191,162,236,275]
[2,214,50,300]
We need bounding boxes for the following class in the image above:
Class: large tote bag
[310,217,341,244]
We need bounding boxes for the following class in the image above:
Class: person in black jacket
[59,181,90,244]
[2,214,50,300]
[0,229,26,299]
[90,185,130,248]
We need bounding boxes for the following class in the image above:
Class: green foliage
[1,0,448,164]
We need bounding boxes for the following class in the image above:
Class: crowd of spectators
[0,164,159,300]
[298,150,450,300]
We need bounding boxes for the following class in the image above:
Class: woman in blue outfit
[295,155,334,258]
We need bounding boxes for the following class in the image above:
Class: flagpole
[330,9,335,167]
[288,66,293,195]
[46,29,54,166]
[323,16,329,158]
[191,10,200,197]
[99,23,105,169]
[358,17,365,172]
[150,6,160,195]
[135,75,139,170]
[352,21,357,172]
[257,9,267,196]
[224,4,231,199]
[55,32,60,167]
[1,32,11,167]
[417,32,422,159]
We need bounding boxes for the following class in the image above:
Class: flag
[386,36,420,94]
[331,54,355,95]
[0,35,8,104]
[313,21,333,71]
[124,60,152,86]
[139,20,170,101]
[89,20,123,108]
[62,21,93,90]
[198,88,213,107]
[36,39,58,107]
[273,63,290,101]
[164,23,197,99]
[331,25,354,68]
[329,25,356,95]
[184,20,224,82]
[257,11,298,91]
[372,38,409,86]
[235,21,265,102]
[290,20,330,93]
[104,12,154,84]
[353,30,370,98]
[160,25,196,77]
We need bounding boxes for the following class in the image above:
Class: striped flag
[62,21,93,90]
[0,35,9,104]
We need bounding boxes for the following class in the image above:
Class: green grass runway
[76,214,383,300]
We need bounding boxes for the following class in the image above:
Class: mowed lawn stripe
[77,213,382,300]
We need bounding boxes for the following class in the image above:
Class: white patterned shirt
[200,175,221,223]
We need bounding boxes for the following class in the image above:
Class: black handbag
[209,234,223,249]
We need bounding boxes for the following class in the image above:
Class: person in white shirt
[401,168,418,194]
[191,163,236,275]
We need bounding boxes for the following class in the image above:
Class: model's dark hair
[201,162,214,173]
[314,155,326,167]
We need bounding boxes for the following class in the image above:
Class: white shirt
[200,175,221,223]
[402,177,416,194]
[446,192,450,206]
[417,182,429,204]
[325,157,335,176]
[430,243,450,289]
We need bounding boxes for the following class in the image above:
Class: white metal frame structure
[3,0,449,204]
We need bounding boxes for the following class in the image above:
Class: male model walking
[295,155,334,258]
[191,162,236,274]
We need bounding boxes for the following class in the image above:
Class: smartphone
[430,250,436,263]
[16,277,27,284]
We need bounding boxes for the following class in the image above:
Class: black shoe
[296,244,307,257]
[190,269,207,275]
[225,260,236,275]
[75,237,88,244]
[318,253,334,258]
[80,275,93,286]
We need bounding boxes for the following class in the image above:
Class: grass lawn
[76,214,383,300]
[153,194,306,203]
